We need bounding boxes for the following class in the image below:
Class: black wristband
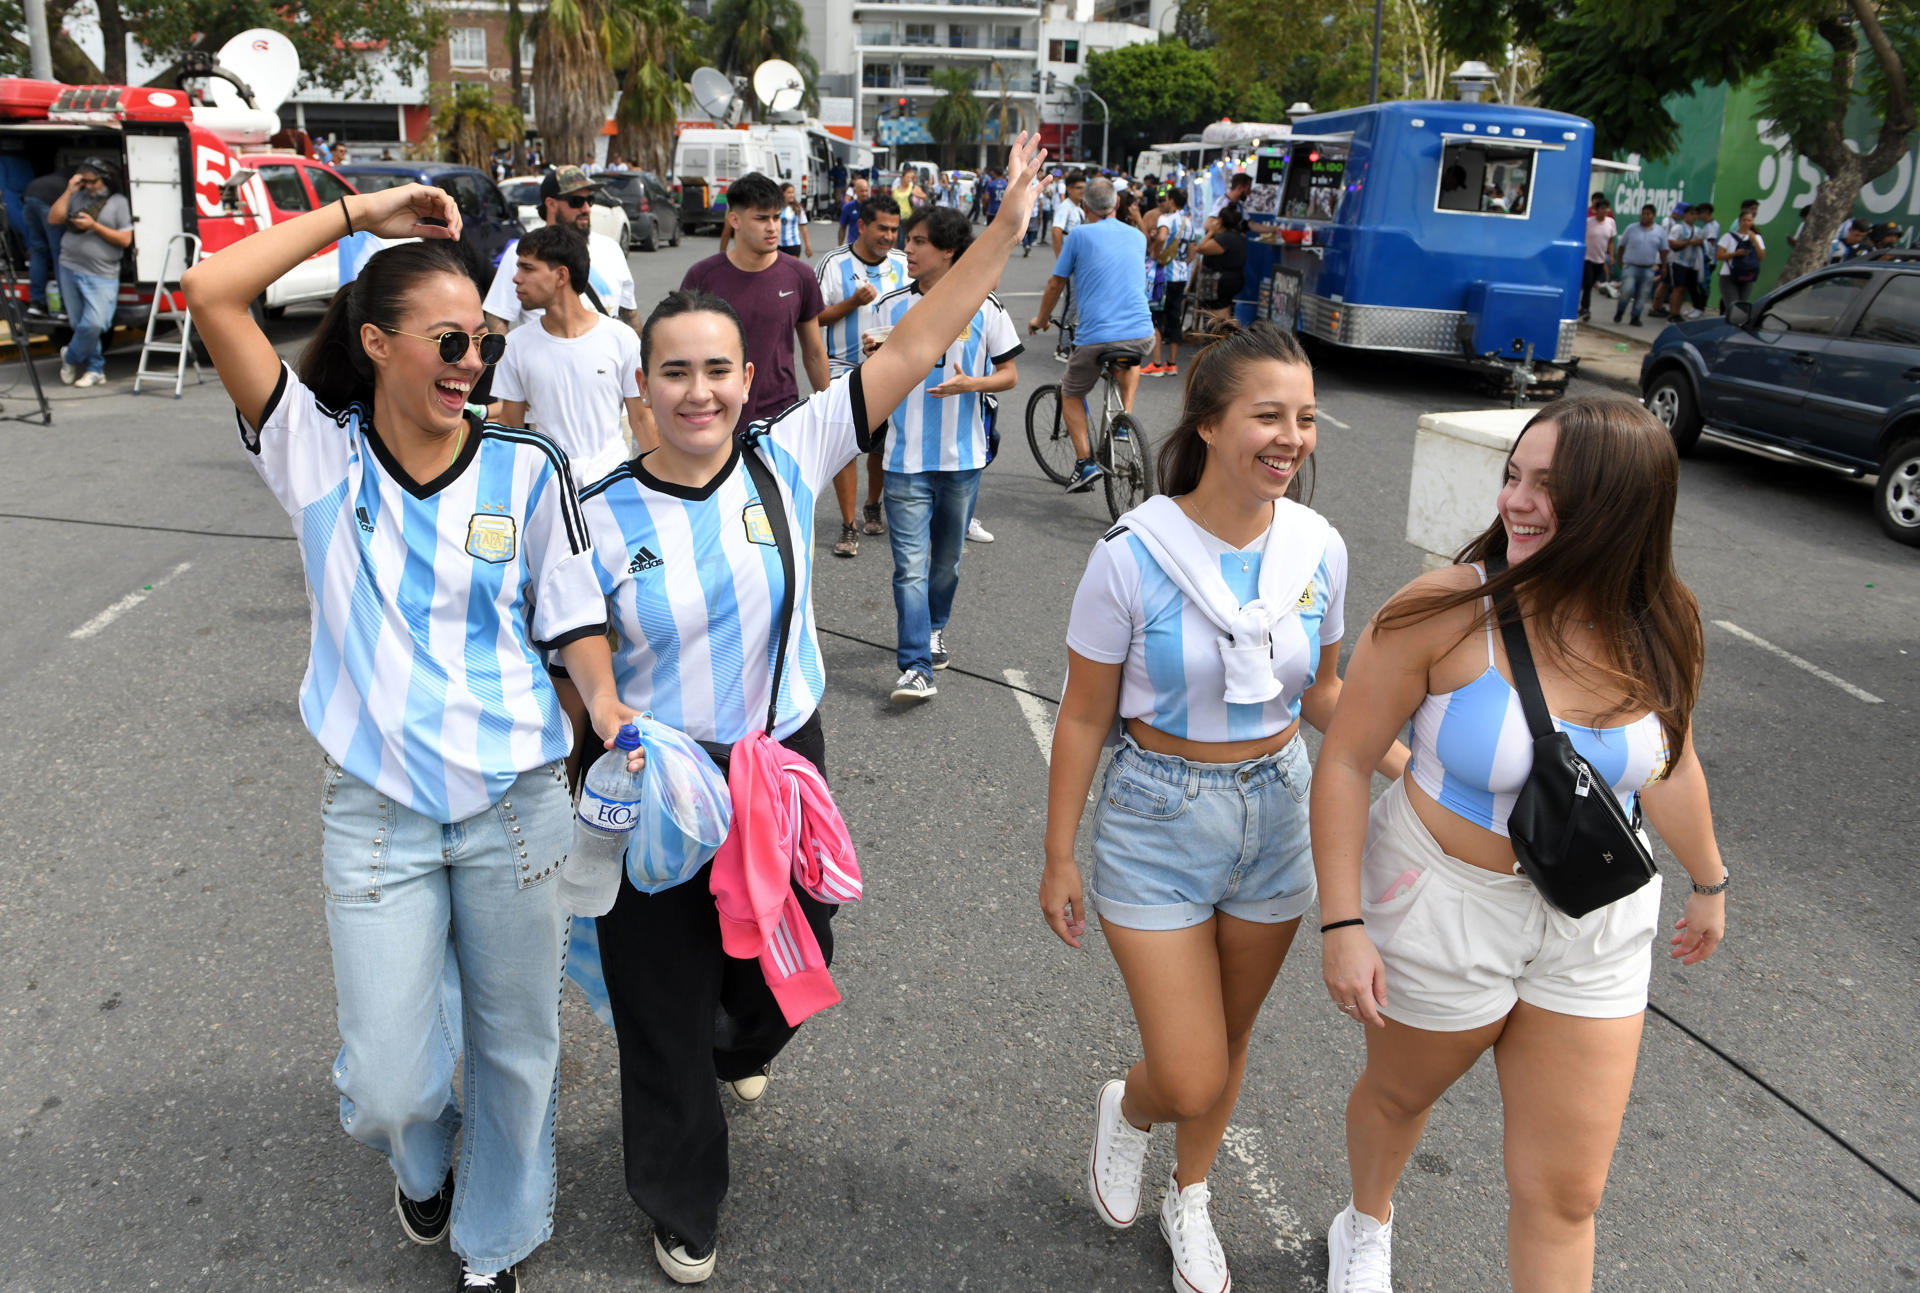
[338,196,353,236]
[1320,917,1365,934]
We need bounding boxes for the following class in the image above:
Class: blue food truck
[1236,100,1595,402]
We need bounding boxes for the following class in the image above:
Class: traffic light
[897,97,908,118]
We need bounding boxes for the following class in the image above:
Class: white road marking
[70,562,192,641]
[1713,620,1883,705]
[1220,1125,1312,1255]
[1318,408,1350,430]
[1002,668,1055,763]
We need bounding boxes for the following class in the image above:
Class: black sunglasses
[560,194,591,208]
[381,326,507,366]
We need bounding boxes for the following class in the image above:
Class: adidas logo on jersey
[628,545,664,574]
[356,506,374,534]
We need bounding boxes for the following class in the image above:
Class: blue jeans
[57,266,118,375]
[321,756,573,1274]
[22,196,61,306]
[1616,264,1658,322]
[883,467,981,675]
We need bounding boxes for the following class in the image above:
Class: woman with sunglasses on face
[182,183,639,1292]
[1312,397,1726,1292]
[556,134,1048,1287]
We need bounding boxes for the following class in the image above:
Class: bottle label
[578,785,640,832]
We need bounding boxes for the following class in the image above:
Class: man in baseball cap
[484,163,634,336]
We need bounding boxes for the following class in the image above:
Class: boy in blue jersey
[777,182,811,258]
[815,194,906,553]
[838,175,870,245]
[866,206,1021,701]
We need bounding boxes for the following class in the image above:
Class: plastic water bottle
[560,723,643,917]
[47,281,61,315]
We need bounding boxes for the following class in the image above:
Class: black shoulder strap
[1485,555,1554,740]
[582,280,609,316]
[736,436,796,736]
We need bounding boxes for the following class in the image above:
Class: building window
[520,37,535,66]
[902,63,934,85]
[994,24,1030,50]
[862,65,895,88]
[861,24,895,44]
[949,24,981,47]
[449,27,487,67]
[1048,38,1079,62]
[904,23,936,46]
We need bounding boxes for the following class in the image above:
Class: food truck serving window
[1435,137,1553,218]
[1278,141,1348,221]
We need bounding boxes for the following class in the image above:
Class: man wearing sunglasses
[47,159,132,388]
[482,165,636,337]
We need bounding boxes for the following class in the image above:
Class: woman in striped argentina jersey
[1044,326,1408,1293]
[182,183,641,1293]
[559,132,1051,1287]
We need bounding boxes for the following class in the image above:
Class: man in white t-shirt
[1206,173,1252,234]
[492,225,649,484]
[482,165,637,335]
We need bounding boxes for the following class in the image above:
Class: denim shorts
[1088,733,1317,931]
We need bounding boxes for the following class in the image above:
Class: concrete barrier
[1407,408,1537,568]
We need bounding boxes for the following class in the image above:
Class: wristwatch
[1691,868,1729,896]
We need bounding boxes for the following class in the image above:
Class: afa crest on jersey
[467,514,517,564]
[742,503,776,547]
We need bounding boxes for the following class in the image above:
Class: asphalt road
[1,224,1916,1292]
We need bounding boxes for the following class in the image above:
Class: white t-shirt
[1067,515,1348,743]
[483,231,637,327]
[491,313,643,482]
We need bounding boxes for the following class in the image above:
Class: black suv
[1641,251,1920,545]
[331,162,523,285]
[592,170,681,251]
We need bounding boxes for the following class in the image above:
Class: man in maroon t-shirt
[681,173,828,430]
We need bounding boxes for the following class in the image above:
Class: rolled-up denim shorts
[1089,732,1317,931]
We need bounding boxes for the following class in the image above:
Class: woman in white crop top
[1044,325,1406,1291]
[1310,397,1729,1292]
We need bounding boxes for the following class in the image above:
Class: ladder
[133,233,203,399]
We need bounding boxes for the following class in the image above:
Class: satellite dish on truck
[690,66,746,126]
[206,29,301,114]
[752,59,805,119]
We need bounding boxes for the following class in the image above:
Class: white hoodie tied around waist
[1116,494,1330,706]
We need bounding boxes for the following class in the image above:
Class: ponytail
[296,240,473,411]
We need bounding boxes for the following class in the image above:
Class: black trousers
[1581,260,1606,315]
[590,712,834,1250]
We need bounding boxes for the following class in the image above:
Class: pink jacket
[709,732,863,1026]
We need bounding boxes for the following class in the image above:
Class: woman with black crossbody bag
[1306,396,1729,1292]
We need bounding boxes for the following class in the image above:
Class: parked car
[496,173,631,249]
[1641,251,1920,545]
[331,161,525,281]
[591,170,681,251]
[245,153,369,319]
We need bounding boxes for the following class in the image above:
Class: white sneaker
[966,516,994,543]
[1326,1201,1393,1292]
[74,370,105,387]
[729,1065,770,1103]
[890,669,937,703]
[59,363,77,385]
[1087,1078,1152,1228]
[1159,1173,1230,1293]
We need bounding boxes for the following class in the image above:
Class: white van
[673,124,837,228]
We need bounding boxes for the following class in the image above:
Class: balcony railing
[856,0,1040,9]
[861,73,1041,93]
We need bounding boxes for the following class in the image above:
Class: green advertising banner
[1609,79,1919,298]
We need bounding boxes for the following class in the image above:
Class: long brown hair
[1377,396,1704,757]
[1156,322,1314,502]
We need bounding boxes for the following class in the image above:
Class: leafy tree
[1082,39,1226,160]
[929,66,984,168]
[20,0,445,95]
[530,0,617,166]
[1436,0,1916,284]
[431,82,522,169]
[704,0,820,113]
[606,0,705,173]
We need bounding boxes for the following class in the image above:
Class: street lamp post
[24,0,53,81]
[1081,84,1110,171]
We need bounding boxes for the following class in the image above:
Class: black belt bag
[1491,558,1656,919]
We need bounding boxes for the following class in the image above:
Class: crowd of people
[169,129,1737,1293]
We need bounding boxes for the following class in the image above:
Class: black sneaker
[929,628,950,670]
[24,303,50,321]
[455,1260,521,1290]
[861,502,885,536]
[654,1229,717,1283]
[396,1170,455,1245]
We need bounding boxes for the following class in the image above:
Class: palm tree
[505,0,529,166]
[928,67,984,170]
[430,82,524,169]
[605,0,706,173]
[987,60,1028,168]
[704,0,820,113]
[529,0,618,166]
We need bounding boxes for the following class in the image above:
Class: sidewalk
[1569,297,1673,396]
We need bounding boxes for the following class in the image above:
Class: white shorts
[1359,779,1662,1032]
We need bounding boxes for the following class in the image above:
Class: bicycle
[1025,333,1155,523]
[1181,266,1236,345]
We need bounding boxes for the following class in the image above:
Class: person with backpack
[1715,210,1766,314]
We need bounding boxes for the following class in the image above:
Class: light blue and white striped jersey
[779,206,805,248]
[575,370,874,744]
[240,364,605,823]
[870,283,1022,474]
[1067,519,1348,742]
[1157,211,1198,283]
[1409,572,1671,835]
[814,244,909,373]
